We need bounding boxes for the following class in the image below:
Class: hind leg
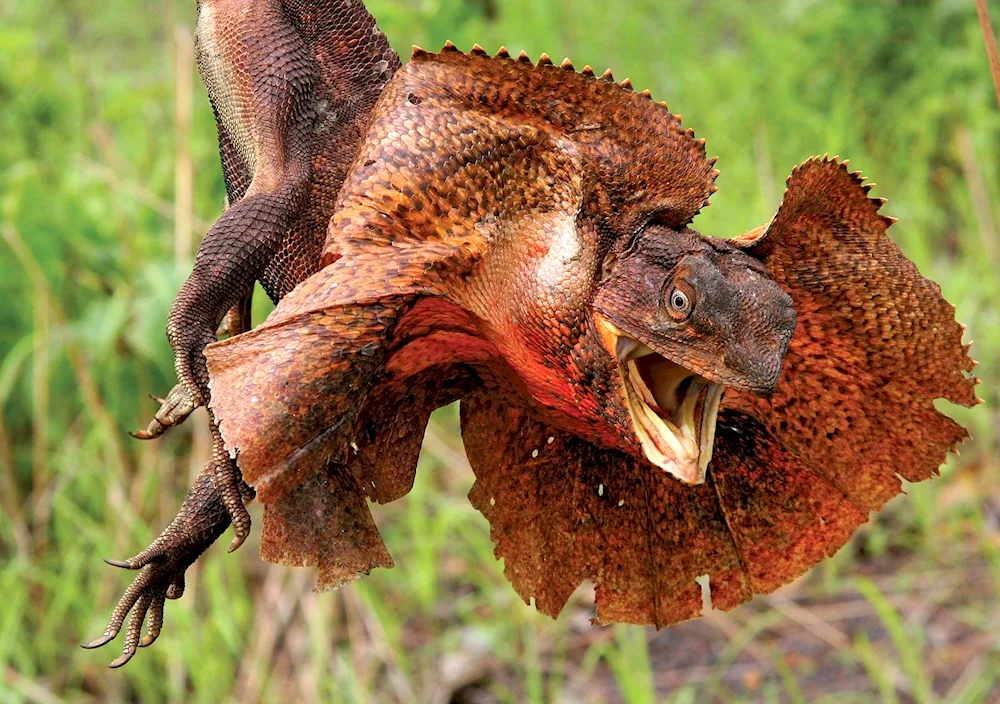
[82,468,250,667]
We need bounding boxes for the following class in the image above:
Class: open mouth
[597,318,724,484]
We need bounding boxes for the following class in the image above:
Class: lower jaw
[594,314,725,484]
[619,357,725,485]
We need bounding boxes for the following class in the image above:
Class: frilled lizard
[85,0,980,668]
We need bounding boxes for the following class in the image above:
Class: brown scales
[88,0,979,668]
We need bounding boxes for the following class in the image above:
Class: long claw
[129,425,162,441]
[111,543,168,571]
[228,533,246,553]
[81,633,116,649]
[108,652,135,668]
[131,384,201,441]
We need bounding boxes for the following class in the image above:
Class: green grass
[1,0,999,701]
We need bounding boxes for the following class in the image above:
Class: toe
[140,595,165,647]
[227,532,247,553]
[166,572,185,600]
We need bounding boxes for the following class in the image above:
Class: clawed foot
[130,384,202,440]
[83,470,231,667]
[82,564,181,667]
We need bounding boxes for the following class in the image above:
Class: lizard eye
[666,286,692,319]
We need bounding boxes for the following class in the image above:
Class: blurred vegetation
[1,0,998,701]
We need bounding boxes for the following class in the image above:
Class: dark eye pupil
[672,292,687,310]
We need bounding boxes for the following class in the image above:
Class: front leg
[150,173,312,536]
[165,174,310,412]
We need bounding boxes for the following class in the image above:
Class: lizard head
[592,227,795,485]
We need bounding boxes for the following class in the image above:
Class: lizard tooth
[538,53,553,66]
[471,43,487,56]
[620,78,633,91]
[517,50,532,63]
[495,46,511,59]
[560,57,574,71]
[581,65,595,77]
[442,40,459,52]
[602,68,615,82]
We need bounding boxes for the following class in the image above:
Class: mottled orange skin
[206,49,977,629]
[462,158,980,627]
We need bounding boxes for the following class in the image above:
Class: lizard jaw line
[599,319,723,484]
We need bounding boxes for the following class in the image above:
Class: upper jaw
[595,316,725,485]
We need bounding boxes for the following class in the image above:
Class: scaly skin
[88,0,980,667]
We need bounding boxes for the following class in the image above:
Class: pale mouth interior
[615,336,724,485]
